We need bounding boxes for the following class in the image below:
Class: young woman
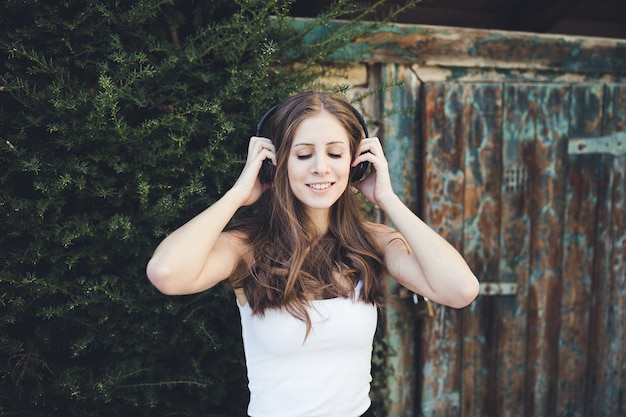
[146,91,479,417]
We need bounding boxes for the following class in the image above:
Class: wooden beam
[292,19,626,78]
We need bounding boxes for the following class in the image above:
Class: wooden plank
[525,84,571,417]
[295,19,626,77]
[459,83,503,417]
[380,63,421,417]
[410,63,618,84]
[496,84,535,417]
[606,83,626,417]
[420,82,466,417]
[557,84,604,417]
[586,84,626,417]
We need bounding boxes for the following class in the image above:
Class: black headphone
[255,102,370,184]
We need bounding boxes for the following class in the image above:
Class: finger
[360,138,388,162]
[247,138,271,159]
[250,137,276,158]
[257,143,276,157]
[251,136,275,147]
[360,137,382,153]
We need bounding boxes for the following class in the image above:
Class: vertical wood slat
[605,152,626,410]
[381,63,421,417]
[558,84,604,417]
[602,85,626,417]
[526,84,571,417]
[586,84,626,417]
[497,84,535,417]
[459,83,503,417]
[420,82,467,417]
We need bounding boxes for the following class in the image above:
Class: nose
[312,153,330,175]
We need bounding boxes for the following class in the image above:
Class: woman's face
[287,110,352,219]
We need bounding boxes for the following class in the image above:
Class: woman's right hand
[146,136,275,295]
[231,136,276,206]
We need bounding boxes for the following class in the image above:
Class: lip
[306,182,334,191]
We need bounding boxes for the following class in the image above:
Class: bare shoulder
[363,221,407,250]
[222,228,249,245]
[221,229,253,261]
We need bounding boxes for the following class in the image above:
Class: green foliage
[0,0,419,415]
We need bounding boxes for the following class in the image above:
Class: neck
[306,207,330,235]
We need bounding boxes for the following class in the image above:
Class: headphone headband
[255,102,369,138]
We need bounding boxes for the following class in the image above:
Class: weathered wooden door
[417,82,626,417]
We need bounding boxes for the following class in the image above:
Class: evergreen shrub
[0,0,417,415]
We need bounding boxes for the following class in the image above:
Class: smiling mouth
[307,182,333,190]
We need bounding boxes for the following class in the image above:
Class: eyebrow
[292,141,347,148]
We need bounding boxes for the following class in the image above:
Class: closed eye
[328,153,342,159]
[297,155,312,160]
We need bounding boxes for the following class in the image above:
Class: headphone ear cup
[259,159,275,184]
[256,105,279,184]
[350,160,369,182]
[348,104,369,182]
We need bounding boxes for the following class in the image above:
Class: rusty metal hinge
[568,132,626,156]
[479,282,518,296]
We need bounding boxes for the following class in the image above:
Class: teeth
[309,183,332,190]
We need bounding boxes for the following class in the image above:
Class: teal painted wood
[377,74,626,417]
[290,19,626,79]
[460,83,503,417]
[558,84,604,417]
[305,16,626,415]
[526,84,571,417]
[416,81,626,417]
[602,85,626,417]
[420,82,467,417]
[382,65,419,212]
[380,63,421,417]
[586,84,626,417]
[497,84,535,417]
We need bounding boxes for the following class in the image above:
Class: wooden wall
[319,20,626,417]
[415,81,625,417]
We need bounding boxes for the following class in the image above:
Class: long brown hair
[229,91,385,332]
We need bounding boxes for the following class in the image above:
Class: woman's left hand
[352,137,395,205]
[355,137,479,309]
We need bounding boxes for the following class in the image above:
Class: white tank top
[237,280,377,417]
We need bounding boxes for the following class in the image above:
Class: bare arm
[354,138,479,308]
[369,202,479,308]
[146,136,275,295]
[146,190,247,295]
